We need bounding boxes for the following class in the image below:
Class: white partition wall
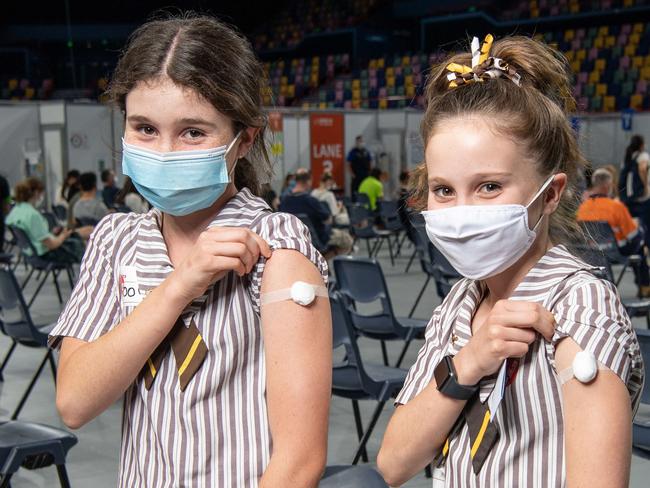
[0,103,41,189]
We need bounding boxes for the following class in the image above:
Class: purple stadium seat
[620,56,631,69]
[618,34,628,46]
[369,78,378,89]
[578,72,588,84]
[379,87,387,98]
[638,80,648,94]
[344,100,352,109]
[574,84,582,97]
[572,39,581,50]
[588,47,598,60]
[335,90,344,102]
[622,24,632,35]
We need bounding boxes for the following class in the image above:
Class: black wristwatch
[434,355,479,400]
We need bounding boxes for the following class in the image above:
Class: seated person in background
[6,177,86,264]
[358,167,384,211]
[396,169,415,241]
[279,168,353,256]
[101,169,121,208]
[311,172,349,226]
[70,172,110,226]
[577,167,650,296]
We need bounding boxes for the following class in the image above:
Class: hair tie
[446,34,521,89]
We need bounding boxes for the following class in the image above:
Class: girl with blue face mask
[378,35,643,487]
[49,15,332,488]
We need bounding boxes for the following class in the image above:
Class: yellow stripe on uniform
[178,334,204,377]
[147,358,157,378]
[470,410,491,458]
[442,438,450,457]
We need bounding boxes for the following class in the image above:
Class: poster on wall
[309,113,344,188]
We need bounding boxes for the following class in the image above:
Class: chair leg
[395,339,413,368]
[405,249,416,273]
[11,350,51,420]
[52,270,63,304]
[0,473,13,488]
[646,312,650,329]
[380,340,389,366]
[352,401,386,465]
[0,340,17,381]
[48,352,58,383]
[351,400,369,462]
[386,237,395,266]
[366,239,372,256]
[56,464,72,488]
[372,239,383,258]
[27,269,51,308]
[66,266,75,290]
[409,275,431,318]
[21,267,34,289]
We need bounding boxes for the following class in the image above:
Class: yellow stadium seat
[405,74,414,86]
[406,85,415,97]
[589,71,600,84]
[633,56,644,68]
[596,83,608,96]
[605,35,616,48]
[352,88,361,100]
[631,94,643,109]
[24,87,35,100]
[377,58,385,69]
[302,102,311,110]
[312,56,319,65]
[603,96,616,112]
[530,7,539,17]
[570,4,579,13]
[287,85,295,98]
[641,66,650,80]
[624,0,634,6]
[402,56,410,66]
[369,59,377,69]
[565,51,575,61]
[281,76,288,85]
[565,30,575,41]
[576,49,586,61]
[280,85,287,96]
[319,102,327,109]
[593,37,604,49]
[598,26,609,36]
[625,44,637,57]
[352,79,361,89]
[595,59,606,71]
[633,23,643,34]
[386,76,395,87]
[379,99,388,109]
[8,79,18,90]
[386,67,394,77]
[644,55,650,67]
[352,100,361,109]
[291,59,298,67]
[571,60,581,73]
[630,33,641,45]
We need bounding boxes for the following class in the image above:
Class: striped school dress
[49,188,328,487]
[396,245,644,487]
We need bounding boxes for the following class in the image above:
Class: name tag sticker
[119,265,146,306]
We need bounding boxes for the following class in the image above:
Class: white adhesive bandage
[260,281,328,307]
[558,350,605,384]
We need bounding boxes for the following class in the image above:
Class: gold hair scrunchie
[446,34,522,89]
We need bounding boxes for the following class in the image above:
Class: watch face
[434,357,450,389]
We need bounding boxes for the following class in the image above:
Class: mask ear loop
[226,130,244,179]
[526,174,556,231]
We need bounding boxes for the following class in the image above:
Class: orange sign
[309,113,344,189]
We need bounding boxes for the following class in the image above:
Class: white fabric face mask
[422,175,555,280]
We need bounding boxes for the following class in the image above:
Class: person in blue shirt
[347,135,371,195]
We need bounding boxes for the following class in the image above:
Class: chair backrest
[347,204,375,237]
[377,200,403,232]
[295,213,328,254]
[334,255,390,304]
[354,192,371,209]
[52,204,67,221]
[571,246,615,282]
[635,328,650,404]
[41,211,58,231]
[76,217,99,227]
[8,225,39,257]
[579,220,624,262]
[0,266,41,344]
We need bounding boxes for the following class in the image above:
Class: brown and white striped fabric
[396,245,644,487]
[48,187,328,487]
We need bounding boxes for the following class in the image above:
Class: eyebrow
[126,114,218,129]
[427,171,512,184]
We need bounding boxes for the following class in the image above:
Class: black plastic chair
[0,420,77,487]
[330,292,408,464]
[294,213,333,256]
[353,192,372,209]
[7,225,74,308]
[319,465,388,487]
[347,204,396,266]
[633,328,650,456]
[573,246,650,327]
[75,217,98,227]
[408,224,461,318]
[51,204,67,222]
[333,255,427,367]
[376,200,406,255]
[579,220,642,286]
[0,266,58,419]
[41,211,59,232]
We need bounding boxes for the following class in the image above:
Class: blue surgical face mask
[121,133,241,216]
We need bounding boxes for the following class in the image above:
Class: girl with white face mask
[48,15,331,488]
[378,35,643,487]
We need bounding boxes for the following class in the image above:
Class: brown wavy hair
[410,35,586,244]
[15,177,45,203]
[106,13,271,196]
